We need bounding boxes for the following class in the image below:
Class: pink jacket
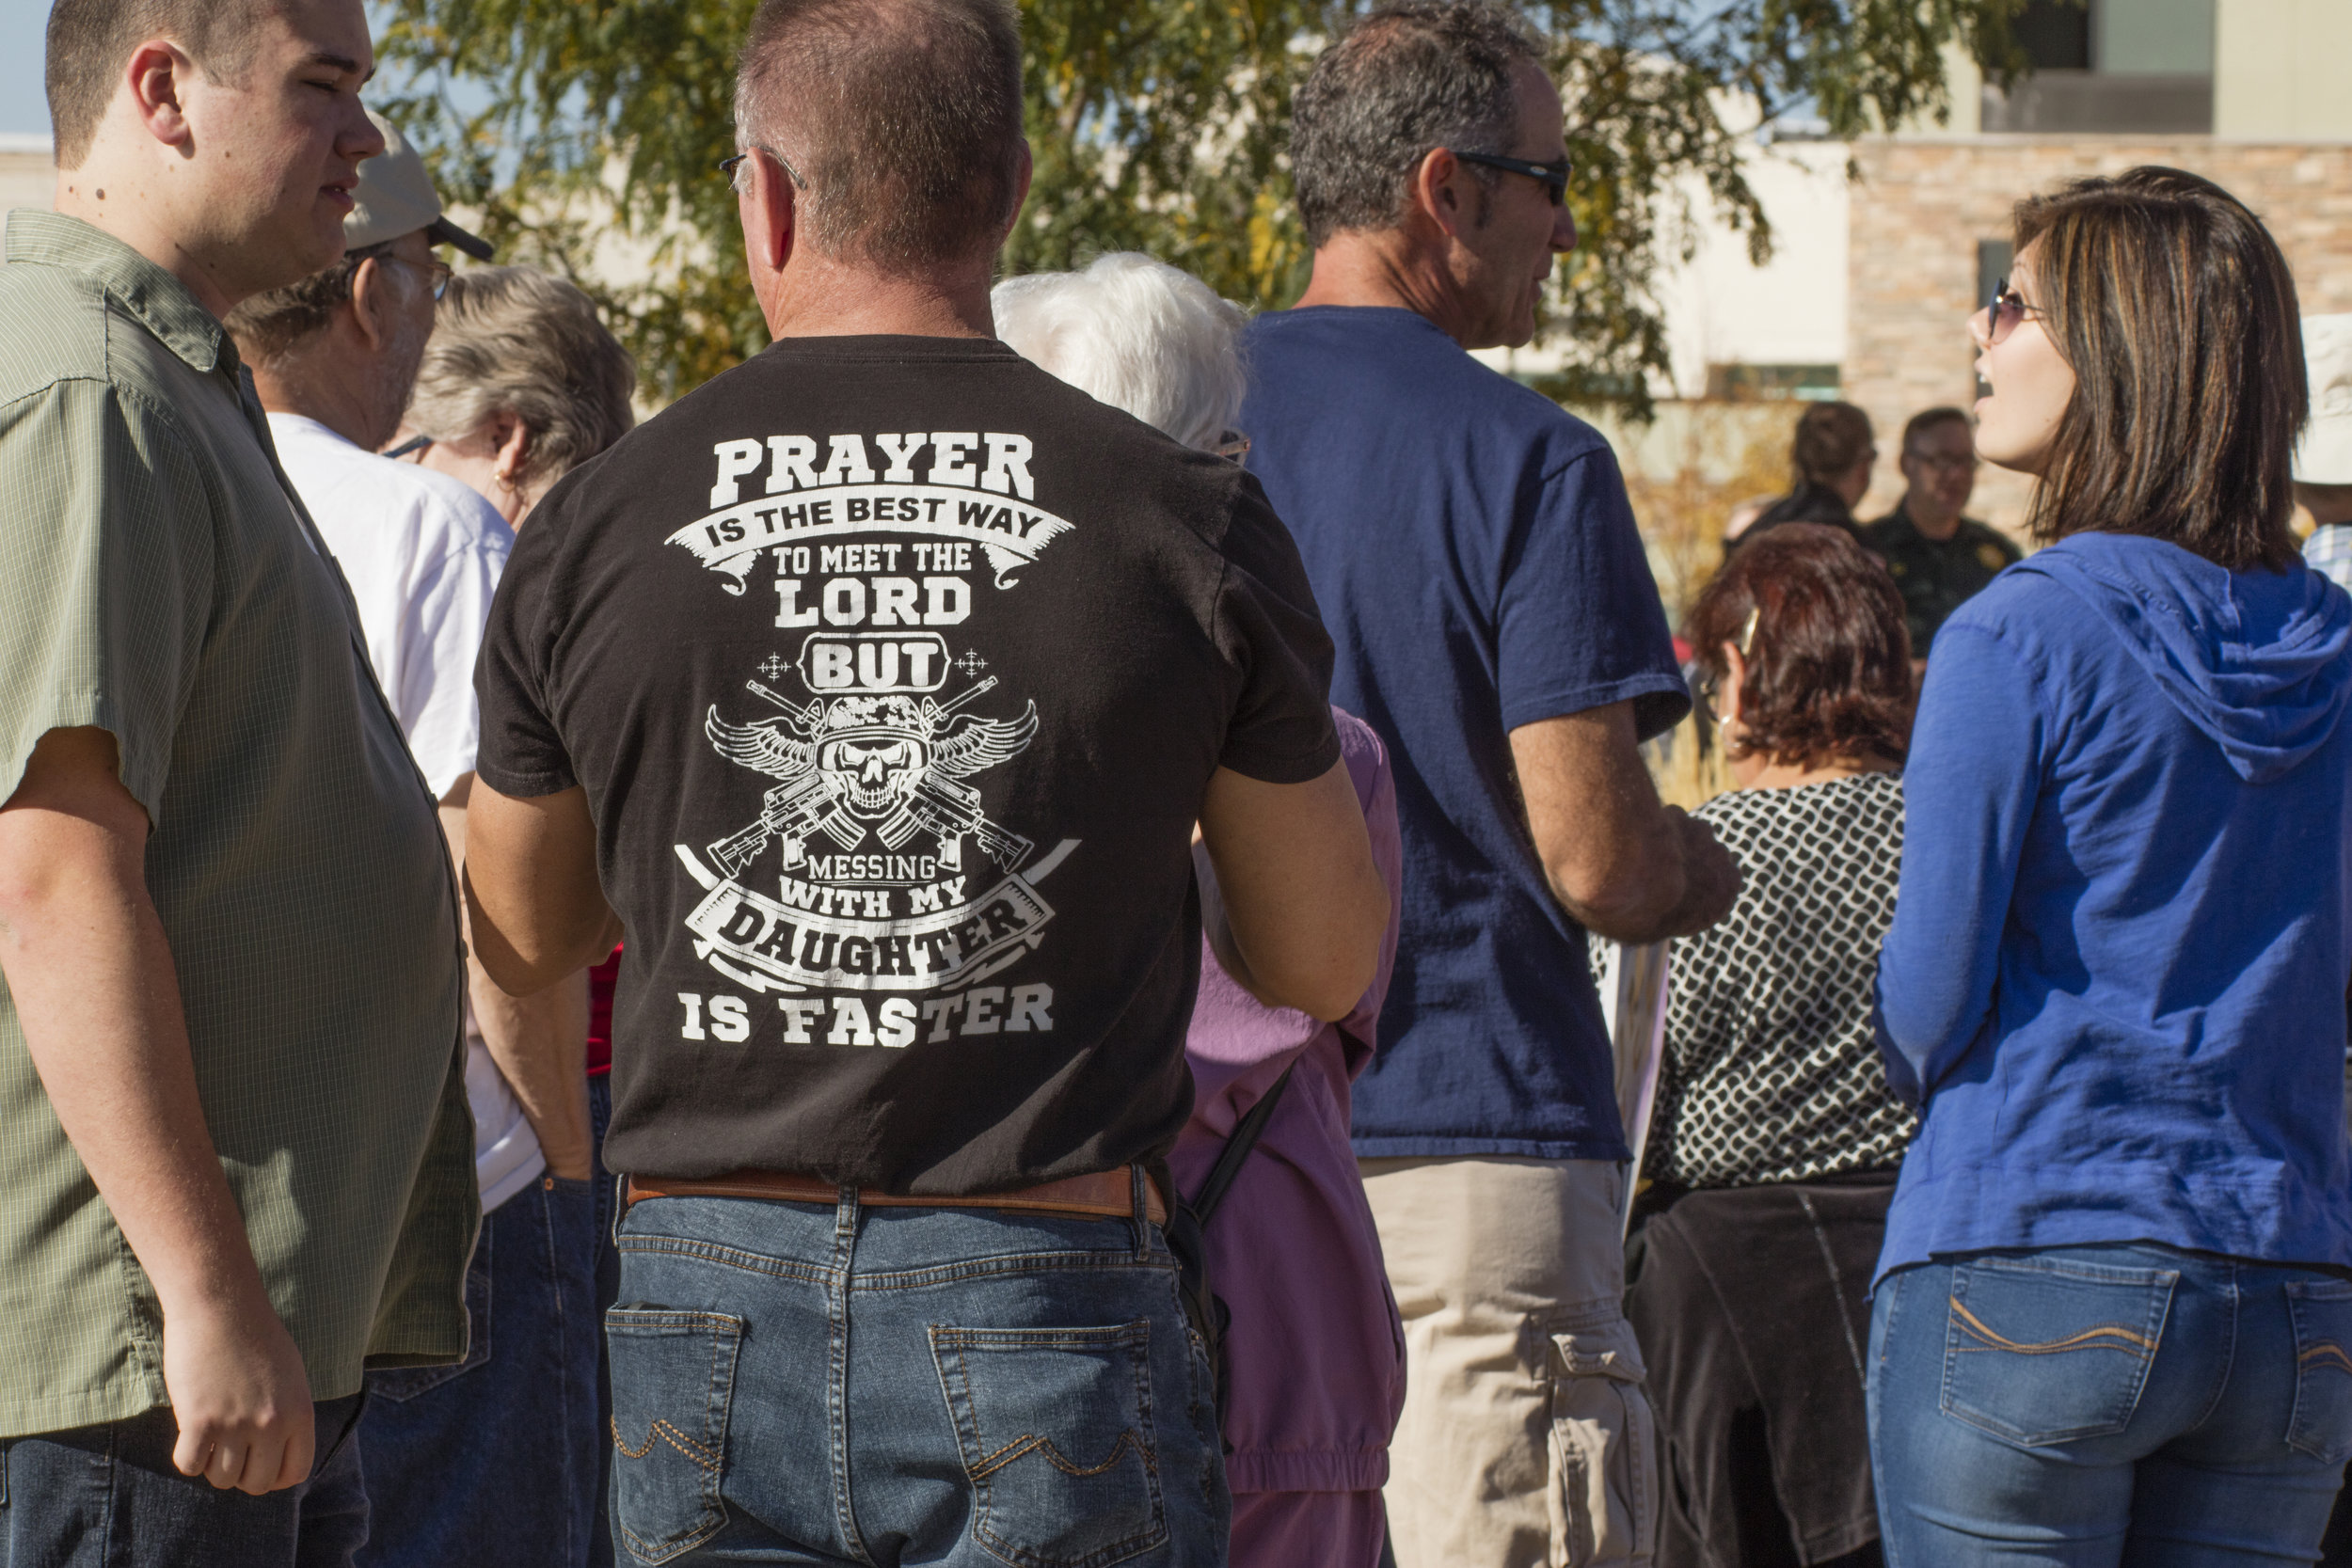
[1167,710,1406,1495]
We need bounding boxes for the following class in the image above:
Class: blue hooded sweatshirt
[1876,531,2352,1285]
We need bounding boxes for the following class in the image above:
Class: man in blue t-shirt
[1241,6,1739,1563]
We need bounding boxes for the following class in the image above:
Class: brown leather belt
[625,1165,1168,1227]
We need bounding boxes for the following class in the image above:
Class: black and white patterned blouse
[1642,770,1915,1188]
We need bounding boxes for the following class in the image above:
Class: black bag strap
[1185,1063,1296,1227]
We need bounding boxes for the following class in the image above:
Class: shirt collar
[5,209,232,374]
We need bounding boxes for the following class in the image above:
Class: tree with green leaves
[373,0,2037,409]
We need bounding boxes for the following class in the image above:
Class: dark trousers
[0,1394,368,1568]
[354,1174,602,1568]
[1626,1174,1895,1568]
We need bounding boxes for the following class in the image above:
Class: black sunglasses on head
[1454,150,1572,206]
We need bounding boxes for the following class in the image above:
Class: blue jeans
[0,1393,367,1567]
[1867,1244,2352,1565]
[609,1184,1229,1566]
[356,1176,602,1568]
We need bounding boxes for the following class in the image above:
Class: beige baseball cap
[2297,313,2352,485]
[346,107,494,261]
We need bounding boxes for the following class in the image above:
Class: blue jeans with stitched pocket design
[1867,1243,2352,1565]
[606,1184,1228,1566]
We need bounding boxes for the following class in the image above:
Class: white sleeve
[397,509,512,800]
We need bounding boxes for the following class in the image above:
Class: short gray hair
[993,254,1247,453]
[405,267,637,489]
[733,0,1024,277]
[1290,0,1543,248]
[225,241,400,370]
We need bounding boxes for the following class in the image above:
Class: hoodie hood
[2014,532,2352,783]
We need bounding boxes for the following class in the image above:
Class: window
[1982,0,2214,135]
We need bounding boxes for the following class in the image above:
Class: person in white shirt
[225,109,602,1568]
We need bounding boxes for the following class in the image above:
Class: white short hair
[992,253,1248,453]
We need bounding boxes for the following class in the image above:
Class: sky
[4,0,47,139]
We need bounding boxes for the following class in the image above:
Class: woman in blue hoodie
[1869,166,2352,1560]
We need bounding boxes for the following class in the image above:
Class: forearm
[471,960,593,1180]
[0,831,267,1318]
[1545,808,1689,943]
[462,784,616,994]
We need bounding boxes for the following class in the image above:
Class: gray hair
[225,241,403,370]
[1290,0,1543,248]
[993,254,1247,453]
[733,0,1025,277]
[405,267,637,489]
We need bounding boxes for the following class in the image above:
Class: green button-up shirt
[0,211,475,1439]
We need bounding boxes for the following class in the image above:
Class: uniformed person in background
[1865,406,2022,657]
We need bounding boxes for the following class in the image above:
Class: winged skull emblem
[704,680,1039,878]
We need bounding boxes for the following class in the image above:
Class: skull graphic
[813,696,931,817]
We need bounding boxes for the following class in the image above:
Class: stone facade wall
[1845,137,2352,533]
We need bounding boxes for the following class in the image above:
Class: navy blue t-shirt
[1241,307,1687,1160]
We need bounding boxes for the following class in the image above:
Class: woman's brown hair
[2014,166,2305,571]
[1689,524,1914,769]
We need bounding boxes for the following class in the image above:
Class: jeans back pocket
[1941,1255,2175,1446]
[930,1319,1168,1568]
[608,1308,743,1565]
[2286,1279,2352,1463]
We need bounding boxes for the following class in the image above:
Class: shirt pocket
[607,1308,744,1565]
[1940,1255,2176,1446]
[2286,1279,2352,1464]
[929,1320,1168,1568]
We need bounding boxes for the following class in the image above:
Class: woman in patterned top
[1622,522,1915,1568]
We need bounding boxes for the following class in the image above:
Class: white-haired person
[365,263,637,1568]
[997,252,1409,1568]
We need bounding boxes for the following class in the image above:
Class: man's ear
[124,40,198,153]
[1406,146,1473,240]
[746,149,798,273]
[346,257,392,352]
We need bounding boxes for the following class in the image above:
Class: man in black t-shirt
[460,1,1388,1560]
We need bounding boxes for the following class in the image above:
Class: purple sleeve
[1874,623,2045,1104]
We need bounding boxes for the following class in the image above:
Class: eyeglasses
[721,145,809,192]
[384,434,434,460]
[383,253,454,301]
[1215,429,1251,462]
[1454,150,1572,207]
[1909,451,1981,474]
[1979,277,2045,346]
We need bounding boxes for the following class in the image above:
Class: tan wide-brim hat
[347,107,494,261]
[2297,313,2352,484]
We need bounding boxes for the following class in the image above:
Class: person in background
[0,1,475,1559]
[996,250,1411,1568]
[229,155,628,1559]
[1873,166,2352,1559]
[1621,524,1914,1568]
[2298,314,2352,595]
[1243,6,1740,1564]
[460,0,1391,1560]
[1736,402,1876,549]
[1862,406,2020,657]
[391,261,638,1568]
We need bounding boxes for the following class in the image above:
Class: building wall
[1845,137,2352,530]
[2216,0,2352,139]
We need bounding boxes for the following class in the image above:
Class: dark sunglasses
[1454,150,1572,207]
[1982,277,2045,346]
[720,145,809,191]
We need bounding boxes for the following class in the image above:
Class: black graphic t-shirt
[476,336,1340,1193]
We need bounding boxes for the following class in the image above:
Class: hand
[162,1290,316,1494]
[1657,809,1740,938]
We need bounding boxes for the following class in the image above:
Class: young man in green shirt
[0,1,476,1558]
[1864,406,2023,657]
